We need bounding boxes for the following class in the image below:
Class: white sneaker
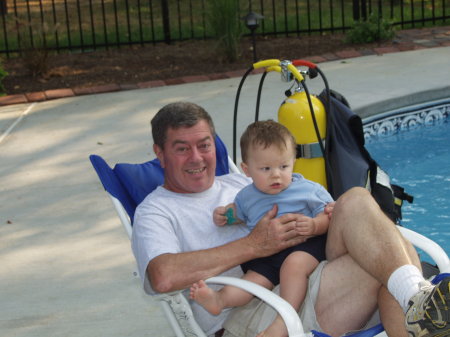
[405,277,450,337]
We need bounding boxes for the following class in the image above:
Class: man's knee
[333,187,372,217]
[339,186,371,203]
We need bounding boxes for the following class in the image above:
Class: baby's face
[241,142,295,195]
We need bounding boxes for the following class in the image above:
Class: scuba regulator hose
[233,59,294,163]
[233,59,333,187]
[233,67,254,163]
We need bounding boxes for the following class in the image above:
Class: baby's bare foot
[189,280,223,316]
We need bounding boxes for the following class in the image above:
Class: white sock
[387,265,425,312]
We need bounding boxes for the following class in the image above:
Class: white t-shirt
[132,173,251,335]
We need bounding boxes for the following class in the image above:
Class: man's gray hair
[151,102,216,148]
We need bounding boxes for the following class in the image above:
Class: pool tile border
[363,98,450,140]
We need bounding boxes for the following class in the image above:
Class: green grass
[1,0,449,55]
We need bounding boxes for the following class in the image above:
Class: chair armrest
[154,277,311,337]
[155,291,207,337]
[206,276,309,337]
[397,225,450,273]
[228,156,240,174]
[108,194,133,239]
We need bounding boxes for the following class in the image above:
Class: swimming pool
[363,98,450,264]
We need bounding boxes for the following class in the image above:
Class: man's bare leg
[314,187,423,336]
[378,229,423,337]
[325,187,420,285]
[257,252,318,337]
[315,254,380,336]
[378,287,408,337]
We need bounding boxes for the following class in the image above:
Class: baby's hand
[324,202,335,220]
[296,214,316,236]
[213,206,228,226]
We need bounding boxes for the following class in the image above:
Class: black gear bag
[318,90,413,224]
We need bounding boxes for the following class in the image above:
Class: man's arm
[149,205,307,293]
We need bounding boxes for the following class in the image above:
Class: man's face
[154,120,217,193]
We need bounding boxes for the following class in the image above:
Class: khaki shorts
[223,261,326,337]
[222,261,380,337]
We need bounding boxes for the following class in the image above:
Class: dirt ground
[1,33,400,95]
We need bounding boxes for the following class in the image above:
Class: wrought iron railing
[0,0,449,58]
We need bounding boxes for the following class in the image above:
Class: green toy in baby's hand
[225,207,236,225]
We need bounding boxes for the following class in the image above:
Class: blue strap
[312,323,384,337]
[431,273,450,284]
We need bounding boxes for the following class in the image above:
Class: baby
[190,120,333,337]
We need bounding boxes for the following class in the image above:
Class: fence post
[361,0,367,20]
[0,0,7,15]
[352,0,368,21]
[352,0,360,20]
[161,0,171,44]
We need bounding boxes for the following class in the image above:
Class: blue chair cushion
[114,158,165,210]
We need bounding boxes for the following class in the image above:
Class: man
[132,101,449,337]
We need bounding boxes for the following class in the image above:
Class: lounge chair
[89,134,449,337]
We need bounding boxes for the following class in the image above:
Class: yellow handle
[287,63,304,82]
[253,59,304,82]
[253,59,280,69]
[266,65,282,73]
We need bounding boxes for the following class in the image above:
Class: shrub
[346,14,395,44]
[13,17,59,77]
[207,0,242,63]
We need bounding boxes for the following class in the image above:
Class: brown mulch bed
[2,33,399,96]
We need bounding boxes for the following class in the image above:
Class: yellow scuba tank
[278,90,327,189]
[248,59,327,188]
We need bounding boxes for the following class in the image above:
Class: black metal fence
[1,0,449,58]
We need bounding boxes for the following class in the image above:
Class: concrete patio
[1,46,449,337]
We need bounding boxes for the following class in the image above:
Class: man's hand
[246,204,307,258]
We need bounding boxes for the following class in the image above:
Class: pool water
[365,119,450,263]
